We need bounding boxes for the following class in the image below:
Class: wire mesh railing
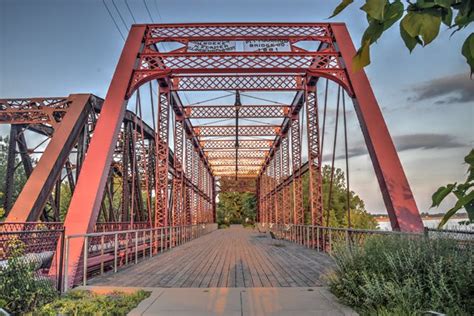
[0,222,65,292]
[64,223,218,290]
[267,223,473,254]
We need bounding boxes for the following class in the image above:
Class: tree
[0,136,27,219]
[217,192,257,225]
[330,0,473,74]
[303,165,378,229]
[431,149,474,228]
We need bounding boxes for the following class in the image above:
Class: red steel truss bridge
[1,23,424,289]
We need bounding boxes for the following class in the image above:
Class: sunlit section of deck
[90,226,334,288]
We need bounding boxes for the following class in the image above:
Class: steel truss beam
[206,150,268,159]
[195,125,279,137]
[305,84,323,226]
[201,139,272,150]
[185,105,289,118]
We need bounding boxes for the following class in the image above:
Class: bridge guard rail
[266,224,473,253]
[63,223,217,291]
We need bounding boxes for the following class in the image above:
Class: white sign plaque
[243,40,291,52]
[188,41,237,52]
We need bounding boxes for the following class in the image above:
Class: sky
[1,0,473,214]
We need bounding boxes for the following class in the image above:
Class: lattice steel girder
[305,84,323,226]
[206,150,268,159]
[135,52,343,75]
[200,139,272,150]
[331,24,423,232]
[185,105,289,118]
[173,75,303,91]
[145,22,331,42]
[212,165,261,171]
[195,125,280,137]
[208,158,265,166]
[0,97,70,127]
[290,117,304,225]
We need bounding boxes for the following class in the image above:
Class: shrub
[0,238,58,314]
[328,235,473,315]
[39,290,150,315]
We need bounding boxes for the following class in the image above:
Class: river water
[377,218,473,231]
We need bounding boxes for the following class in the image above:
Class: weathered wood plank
[90,225,334,288]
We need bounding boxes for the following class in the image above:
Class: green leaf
[353,40,371,71]
[442,7,453,26]
[361,0,386,21]
[362,21,385,44]
[400,23,419,52]
[438,190,474,228]
[431,183,456,207]
[434,0,452,9]
[383,0,404,30]
[416,0,436,9]
[329,0,354,18]
[401,11,442,45]
[465,149,474,166]
[461,33,474,76]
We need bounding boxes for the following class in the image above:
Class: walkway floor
[90,226,335,288]
[81,286,357,316]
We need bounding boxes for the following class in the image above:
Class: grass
[38,290,150,315]
[328,235,473,315]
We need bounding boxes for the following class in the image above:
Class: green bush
[328,235,473,315]
[0,238,58,314]
[39,290,150,315]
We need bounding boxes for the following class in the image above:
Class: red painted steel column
[331,23,423,232]
[59,25,146,285]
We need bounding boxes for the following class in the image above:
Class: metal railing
[63,223,218,290]
[265,223,473,254]
[0,222,65,292]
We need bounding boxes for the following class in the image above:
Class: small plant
[328,235,473,315]
[0,238,58,314]
[431,149,474,228]
[39,290,150,315]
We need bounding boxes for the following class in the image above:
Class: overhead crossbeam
[185,105,289,118]
[195,125,280,137]
[206,150,268,159]
[201,139,272,150]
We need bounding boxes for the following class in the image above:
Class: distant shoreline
[373,213,469,222]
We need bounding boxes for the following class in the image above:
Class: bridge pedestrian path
[89,225,335,288]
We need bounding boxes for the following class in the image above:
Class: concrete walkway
[82,286,358,316]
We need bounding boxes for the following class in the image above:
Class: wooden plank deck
[89,226,335,288]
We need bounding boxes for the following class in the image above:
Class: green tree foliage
[0,136,27,219]
[431,149,474,228]
[217,192,257,226]
[304,165,378,229]
[330,0,474,74]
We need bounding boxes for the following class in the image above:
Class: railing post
[160,228,164,253]
[57,229,65,293]
[316,227,320,251]
[345,230,350,249]
[170,227,173,249]
[83,236,88,286]
[125,232,129,265]
[149,229,153,257]
[328,229,332,254]
[306,226,310,248]
[64,237,70,292]
[135,231,138,263]
[100,235,105,275]
[114,233,118,272]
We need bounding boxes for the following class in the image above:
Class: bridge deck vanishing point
[90,226,335,288]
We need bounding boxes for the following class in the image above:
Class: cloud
[408,73,474,104]
[331,133,465,160]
